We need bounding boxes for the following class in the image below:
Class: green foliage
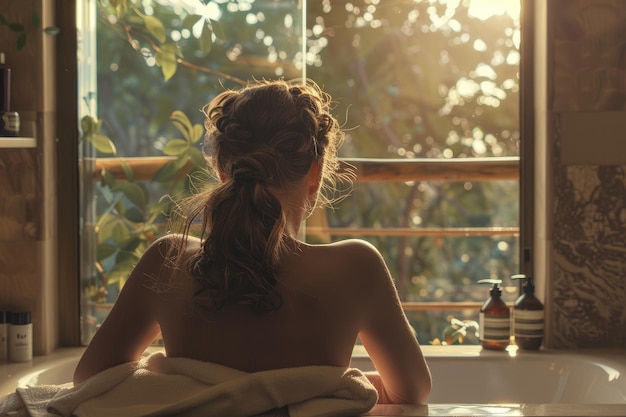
[82,109,204,301]
[432,317,480,345]
[81,116,117,155]
[83,0,521,345]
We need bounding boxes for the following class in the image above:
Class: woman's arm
[73,238,171,385]
[353,241,432,404]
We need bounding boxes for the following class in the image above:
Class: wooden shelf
[0,137,36,148]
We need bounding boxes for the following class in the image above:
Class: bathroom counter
[368,403,626,416]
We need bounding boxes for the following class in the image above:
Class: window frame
[55,0,534,346]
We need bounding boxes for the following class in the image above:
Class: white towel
[1,352,377,417]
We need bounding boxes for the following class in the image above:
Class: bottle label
[479,312,510,342]
[0,111,20,136]
[8,323,32,362]
[513,309,544,338]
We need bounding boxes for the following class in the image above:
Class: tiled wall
[545,0,626,348]
[0,0,58,355]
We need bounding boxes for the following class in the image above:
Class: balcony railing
[92,155,519,311]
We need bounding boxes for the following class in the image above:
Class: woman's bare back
[156,236,368,372]
[74,235,431,403]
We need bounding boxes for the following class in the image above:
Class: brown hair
[178,79,349,314]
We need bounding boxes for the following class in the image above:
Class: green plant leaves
[199,23,213,56]
[155,42,181,81]
[91,134,117,155]
[209,19,225,40]
[80,116,117,155]
[110,181,147,208]
[182,14,202,29]
[162,139,189,156]
[153,154,189,182]
[136,9,166,42]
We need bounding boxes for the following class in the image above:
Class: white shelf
[0,137,36,148]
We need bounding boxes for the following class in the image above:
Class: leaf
[101,169,116,188]
[16,33,27,51]
[188,147,206,169]
[80,116,98,140]
[191,124,204,144]
[153,156,188,183]
[0,15,8,26]
[97,214,121,243]
[96,243,118,261]
[90,134,117,155]
[209,19,225,40]
[171,120,190,142]
[170,110,192,131]
[110,181,147,208]
[110,0,128,16]
[8,23,25,32]
[143,15,166,43]
[157,53,177,81]
[155,44,179,81]
[199,24,213,56]
[153,160,179,183]
[162,139,189,156]
[182,14,202,29]
[112,221,131,243]
[120,161,134,181]
[31,12,41,28]
[123,206,144,223]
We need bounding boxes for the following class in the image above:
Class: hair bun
[223,122,253,143]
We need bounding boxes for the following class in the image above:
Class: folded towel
[2,352,377,417]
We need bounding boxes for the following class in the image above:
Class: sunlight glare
[468,0,520,20]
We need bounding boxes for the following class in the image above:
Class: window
[77,0,521,347]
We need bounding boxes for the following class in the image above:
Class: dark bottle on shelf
[478,279,510,350]
[511,274,544,350]
[1,52,19,137]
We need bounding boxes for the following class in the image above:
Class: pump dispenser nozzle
[477,278,503,295]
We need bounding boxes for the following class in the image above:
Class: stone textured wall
[547,0,626,348]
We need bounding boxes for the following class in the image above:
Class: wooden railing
[92,155,520,311]
[93,156,519,182]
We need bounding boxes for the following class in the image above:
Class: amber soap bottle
[511,274,544,350]
[478,279,510,350]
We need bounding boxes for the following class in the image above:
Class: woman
[73,79,431,405]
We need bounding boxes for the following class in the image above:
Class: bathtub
[1,346,625,416]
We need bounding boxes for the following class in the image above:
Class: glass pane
[78,0,521,348]
[305,0,521,345]
[307,0,520,160]
[78,0,305,344]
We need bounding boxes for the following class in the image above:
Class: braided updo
[182,79,347,314]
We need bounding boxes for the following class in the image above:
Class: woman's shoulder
[147,234,202,258]
[133,234,201,284]
[317,238,383,260]
[301,238,388,276]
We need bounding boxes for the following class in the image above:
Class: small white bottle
[0,311,8,361]
[9,311,32,362]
